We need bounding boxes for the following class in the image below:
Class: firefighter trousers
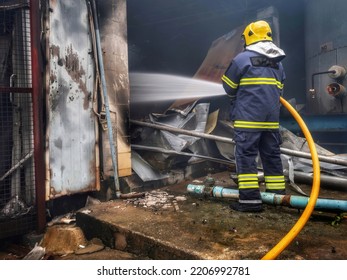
[234,130,286,207]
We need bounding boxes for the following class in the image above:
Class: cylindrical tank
[305,0,347,114]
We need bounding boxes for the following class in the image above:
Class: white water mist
[129,72,226,103]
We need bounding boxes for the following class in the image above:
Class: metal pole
[30,0,46,233]
[284,170,347,192]
[90,0,121,197]
[130,119,235,143]
[131,144,235,166]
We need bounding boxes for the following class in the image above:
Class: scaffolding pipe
[187,184,347,212]
[130,119,347,167]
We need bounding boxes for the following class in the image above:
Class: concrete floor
[73,171,347,260]
[1,171,346,260]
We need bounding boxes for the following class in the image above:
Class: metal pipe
[131,144,235,166]
[130,119,347,167]
[90,0,121,197]
[0,151,33,182]
[310,70,336,93]
[284,170,347,192]
[119,192,146,199]
[280,147,347,166]
[131,119,229,143]
[30,0,46,233]
[187,184,347,212]
[9,74,16,103]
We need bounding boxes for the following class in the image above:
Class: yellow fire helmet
[242,20,272,46]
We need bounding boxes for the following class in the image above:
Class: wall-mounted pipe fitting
[310,70,336,98]
[326,82,346,98]
[328,65,346,79]
[309,66,346,99]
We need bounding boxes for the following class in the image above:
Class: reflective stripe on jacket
[221,49,285,131]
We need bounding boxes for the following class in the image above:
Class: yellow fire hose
[261,97,321,260]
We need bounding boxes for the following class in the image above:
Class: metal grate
[0,0,36,239]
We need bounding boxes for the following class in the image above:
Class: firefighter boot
[229,201,263,212]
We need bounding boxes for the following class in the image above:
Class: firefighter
[221,20,286,212]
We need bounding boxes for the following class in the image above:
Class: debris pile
[125,190,187,212]
[129,91,347,194]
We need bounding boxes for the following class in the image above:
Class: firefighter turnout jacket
[222,41,286,131]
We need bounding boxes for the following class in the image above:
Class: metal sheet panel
[47,0,98,198]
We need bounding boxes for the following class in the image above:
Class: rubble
[126,190,187,212]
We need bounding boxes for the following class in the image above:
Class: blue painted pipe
[187,184,347,212]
